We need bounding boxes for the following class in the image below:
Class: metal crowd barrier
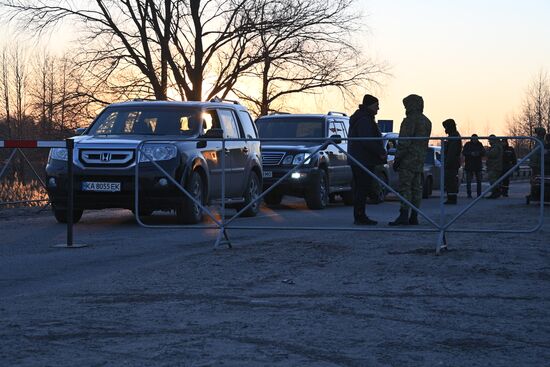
[135,136,545,254]
[0,139,84,248]
[0,144,50,207]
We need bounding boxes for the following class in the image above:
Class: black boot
[389,208,410,226]
[409,210,419,225]
[444,194,457,205]
[354,216,378,225]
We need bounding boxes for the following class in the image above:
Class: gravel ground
[0,198,549,366]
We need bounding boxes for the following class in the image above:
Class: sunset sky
[355,0,550,136]
[1,1,549,137]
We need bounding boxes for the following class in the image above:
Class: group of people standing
[347,93,523,226]
[347,93,432,226]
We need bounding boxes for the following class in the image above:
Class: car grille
[262,151,285,166]
[79,149,135,167]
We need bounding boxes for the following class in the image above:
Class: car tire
[264,190,283,206]
[237,171,260,217]
[177,170,204,224]
[305,169,328,210]
[422,176,432,199]
[53,208,84,224]
[341,191,354,206]
[372,172,389,203]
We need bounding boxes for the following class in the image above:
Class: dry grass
[0,174,48,207]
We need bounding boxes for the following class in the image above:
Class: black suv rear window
[256,117,325,139]
[89,107,203,136]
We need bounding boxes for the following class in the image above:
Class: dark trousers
[500,166,512,194]
[352,165,374,219]
[466,170,482,196]
[444,167,459,195]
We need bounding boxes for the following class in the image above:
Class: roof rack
[209,96,240,105]
[327,111,348,117]
[129,98,158,102]
[269,111,291,115]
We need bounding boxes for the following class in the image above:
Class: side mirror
[329,134,342,145]
[75,127,86,135]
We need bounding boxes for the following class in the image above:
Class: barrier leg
[53,138,87,248]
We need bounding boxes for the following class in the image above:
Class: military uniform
[529,128,546,176]
[442,119,462,204]
[500,141,517,196]
[390,94,432,225]
[486,137,503,198]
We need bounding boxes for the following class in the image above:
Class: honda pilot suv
[46,99,262,224]
[256,112,353,209]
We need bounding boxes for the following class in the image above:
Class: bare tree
[232,0,387,116]
[1,0,268,101]
[507,70,550,143]
[1,47,12,138]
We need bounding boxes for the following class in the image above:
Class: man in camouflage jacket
[442,119,462,204]
[486,135,503,199]
[389,94,432,225]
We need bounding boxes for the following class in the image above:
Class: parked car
[384,135,455,199]
[46,99,263,224]
[256,112,353,209]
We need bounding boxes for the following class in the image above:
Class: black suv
[256,112,353,209]
[46,99,262,224]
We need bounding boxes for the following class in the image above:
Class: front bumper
[45,159,184,210]
[262,167,318,196]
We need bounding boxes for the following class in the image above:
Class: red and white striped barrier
[0,140,66,148]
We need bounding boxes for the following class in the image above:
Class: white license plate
[82,181,121,192]
[263,171,273,178]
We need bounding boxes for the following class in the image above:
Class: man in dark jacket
[442,119,462,204]
[462,134,485,198]
[347,94,387,225]
[500,139,517,197]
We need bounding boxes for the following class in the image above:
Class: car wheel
[177,170,204,224]
[372,172,389,203]
[305,169,328,210]
[341,191,354,206]
[422,176,432,199]
[264,190,283,206]
[53,208,84,224]
[237,171,260,217]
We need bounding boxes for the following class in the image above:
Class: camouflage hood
[403,94,424,116]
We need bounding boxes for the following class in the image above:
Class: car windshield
[88,106,203,136]
[256,117,325,140]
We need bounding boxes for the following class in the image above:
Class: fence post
[437,138,447,254]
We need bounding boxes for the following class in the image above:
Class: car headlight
[139,145,177,162]
[292,153,311,165]
[49,148,68,161]
[282,154,294,165]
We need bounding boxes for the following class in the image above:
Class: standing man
[529,127,546,176]
[500,139,517,197]
[347,94,387,225]
[389,94,432,226]
[442,119,462,204]
[486,134,503,199]
[462,134,485,198]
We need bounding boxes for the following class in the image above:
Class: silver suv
[46,99,263,224]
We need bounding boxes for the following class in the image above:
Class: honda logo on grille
[100,152,112,162]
